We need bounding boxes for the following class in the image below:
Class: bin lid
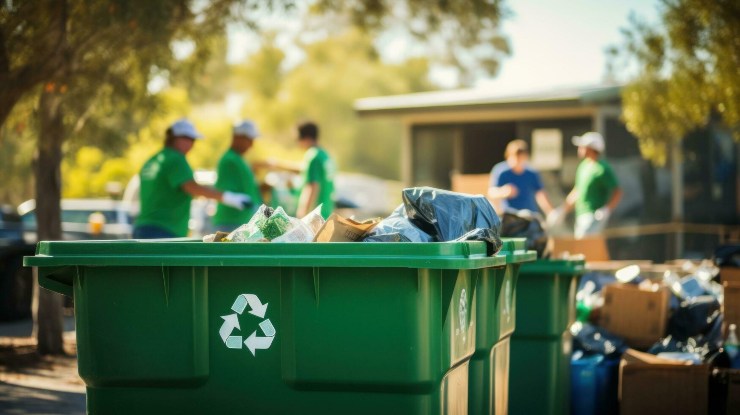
[26,238,536,270]
[520,258,586,276]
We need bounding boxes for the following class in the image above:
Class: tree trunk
[32,87,65,356]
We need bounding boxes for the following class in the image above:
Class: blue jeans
[133,225,177,239]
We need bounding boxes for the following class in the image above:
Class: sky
[472,0,661,93]
[226,0,662,93]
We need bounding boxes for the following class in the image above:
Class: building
[355,84,738,260]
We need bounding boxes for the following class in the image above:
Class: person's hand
[221,191,252,210]
[594,207,611,221]
[546,206,566,228]
[504,184,519,198]
[253,158,276,170]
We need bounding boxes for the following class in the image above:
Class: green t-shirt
[213,149,262,225]
[301,146,335,219]
[574,158,619,217]
[136,147,194,236]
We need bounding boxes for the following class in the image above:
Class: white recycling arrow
[220,314,240,343]
[231,294,268,318]
[244,319,276,356]
[245,332,275,356]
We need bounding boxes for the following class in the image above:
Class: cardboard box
[599,284,669,349]
[723,281,740,328]
[549,236,610,261]
[619,349,709,415]
[721,267,740,284]
[313,214,378,242]
[585,260,653,272]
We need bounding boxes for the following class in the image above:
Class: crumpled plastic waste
[221,205,323,243]
[272,206,325,243]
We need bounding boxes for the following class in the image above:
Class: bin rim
[25,238,535,270]
[519,258,586,276]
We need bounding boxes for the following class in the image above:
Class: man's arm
[563,188,578,213]
[487,184,518,200]
[606,188,623,212]
[183,180,252,210]
[297,182,319,218]
[181,180,223,200]
[254,158,303,174]
[535,190,554,215]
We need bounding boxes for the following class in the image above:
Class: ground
[0,316,86,415]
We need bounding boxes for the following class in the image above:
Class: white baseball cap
[170,119,203,140]
[572,132,605,153]
[233,120,260,139]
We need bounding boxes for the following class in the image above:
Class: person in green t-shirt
[296,122,335,219]
[550,131,622,239]
[133,119,252,239]
[213,120,263,231]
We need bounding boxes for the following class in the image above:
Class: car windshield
[21,209,130,227]
[62,209,120,224]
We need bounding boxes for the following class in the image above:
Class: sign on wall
[530,129,563,170]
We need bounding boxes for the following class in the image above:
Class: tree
[614,0,739,165]
[0,0,267,354]
[1,0,508,354]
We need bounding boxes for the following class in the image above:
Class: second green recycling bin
[468,238,535,415]
[508,258,586,415]
[27,239,534,415]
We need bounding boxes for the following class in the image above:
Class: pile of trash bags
[572,261,728,365]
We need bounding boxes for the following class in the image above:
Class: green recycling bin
[508,259,585,415]
[468,238,536,415]
[26,239,533,415]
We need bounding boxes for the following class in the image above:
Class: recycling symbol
[219,294,276,356]
[459,288,468,341]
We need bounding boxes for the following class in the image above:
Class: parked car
[17,198,134,243]
[0,204,34,321]
[0,204,24,242]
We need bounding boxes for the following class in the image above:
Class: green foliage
[235,28,436,179]
[0,93,36,205]
[1,0,509,201]
[616,0,740,165]
[313,0,510,86]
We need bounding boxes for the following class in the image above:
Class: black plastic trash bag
[454,228,502,256]
[649,312,724,360]
[714,243,740,268]
[500,209,548,258]
[401,187,503,255]
[667,295,721,339]
[363,205,434,243]
[571,321,628,358]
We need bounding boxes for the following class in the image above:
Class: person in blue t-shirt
[488,139,554,215]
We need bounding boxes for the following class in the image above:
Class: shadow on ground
[0,381,85,415]
[0,316,85,414]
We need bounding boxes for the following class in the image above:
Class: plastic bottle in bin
[726,324,740,368]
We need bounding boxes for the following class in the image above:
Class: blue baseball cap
[233,120,260,139]
[170,119,203,140]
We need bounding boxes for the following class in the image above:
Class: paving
[0,316,86,415]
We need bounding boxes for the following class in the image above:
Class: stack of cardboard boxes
[577,261,739,415]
